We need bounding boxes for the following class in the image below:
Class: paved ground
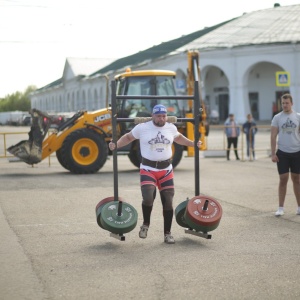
[1,126,300,300]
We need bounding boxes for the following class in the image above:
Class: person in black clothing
[242,114,258,160]
[224,114,240,160]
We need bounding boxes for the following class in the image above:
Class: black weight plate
[100,201,138,234]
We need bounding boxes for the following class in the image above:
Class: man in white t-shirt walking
[271,93,300,216]
[109,104,201,244]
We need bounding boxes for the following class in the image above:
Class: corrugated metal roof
[89,19,233,77]
[36,19,232,92]
[36,77,63,91]
[176,4,300,51]
[36,57,115,91]
[36,4,300,92]
[66,57,116,76]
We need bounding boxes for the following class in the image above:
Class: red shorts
[140,168,174,191]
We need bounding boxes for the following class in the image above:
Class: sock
[163,209,173,234]
[142,204,152,226]
[278,207,284,211]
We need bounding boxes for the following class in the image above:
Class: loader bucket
[7,140,42,164]
[7,109,52,165]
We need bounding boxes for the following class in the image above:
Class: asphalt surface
[1,127,300,300]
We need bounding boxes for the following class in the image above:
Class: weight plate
[175,199,189,228]
[184,195,222,233]
[184,215,221,233]
[100,201,138,234]
[95,197,124,228]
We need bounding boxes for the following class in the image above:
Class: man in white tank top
[109,104,201,244]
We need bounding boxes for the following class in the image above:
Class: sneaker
[275,209,284,216]
[139,224,149,239]
[164,233,175,244]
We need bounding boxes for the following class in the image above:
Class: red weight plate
[96,196,124,210]
[185,195,222,227]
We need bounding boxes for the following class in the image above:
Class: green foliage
[0,86,36,112]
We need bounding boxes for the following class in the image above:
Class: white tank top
[131,120,180,161]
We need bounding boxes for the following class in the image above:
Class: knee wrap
[141,185,156,206]
[160,188,175,210]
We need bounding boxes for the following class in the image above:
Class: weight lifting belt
[142,157,171,169]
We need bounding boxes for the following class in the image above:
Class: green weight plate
[96,197,114,228]
[175,200,189,228]
[100,201,138,234]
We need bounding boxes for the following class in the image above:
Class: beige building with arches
[31,3,300,123]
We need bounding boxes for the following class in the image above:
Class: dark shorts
[276,150,300,174]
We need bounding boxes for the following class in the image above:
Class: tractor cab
[115,70,183,133]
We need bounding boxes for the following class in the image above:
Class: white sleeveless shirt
[131,121,180,161]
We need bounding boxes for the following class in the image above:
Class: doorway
[249,92,259,120]
[218,94,229,121]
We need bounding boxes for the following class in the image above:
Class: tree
[0,86,36,112]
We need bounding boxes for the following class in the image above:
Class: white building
[30,3,300,123]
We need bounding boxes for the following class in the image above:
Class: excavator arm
[186,50,208,153]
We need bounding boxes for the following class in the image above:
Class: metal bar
[184,229,212,239]
[116,95,193,100]
[203,200,209,211]
[111,81,122,216]
[109,233,125,241]
[116,118,195,123]
[193,81,200,196]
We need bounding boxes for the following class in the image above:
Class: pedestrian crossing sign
[275,71,290,87]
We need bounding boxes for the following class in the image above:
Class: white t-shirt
[131,121,180,161]
[271,110,300,153]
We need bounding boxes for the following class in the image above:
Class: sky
[0,0,299,98]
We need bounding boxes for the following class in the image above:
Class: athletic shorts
[276,149,300,175]
[140,168,174,191]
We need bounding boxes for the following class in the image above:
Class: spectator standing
[242,114,258,160]
[224,114,240,160]
[270,93,300,216]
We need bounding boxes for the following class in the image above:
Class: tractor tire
[171,143,184,168]
[56,148,70,171]
[128,141,141,168]
[60,128,108,174]
[128,141,184,169]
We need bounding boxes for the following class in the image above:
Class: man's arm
[270,126,279,162]
[109,132,136,150]
[174,133,201,148]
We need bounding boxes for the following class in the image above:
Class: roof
[65,57,116,76]
[36,77,63,91]
[36,57,116,91]
[36,4,300,92]
[177,4,300,51]
[89,19,234,77]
